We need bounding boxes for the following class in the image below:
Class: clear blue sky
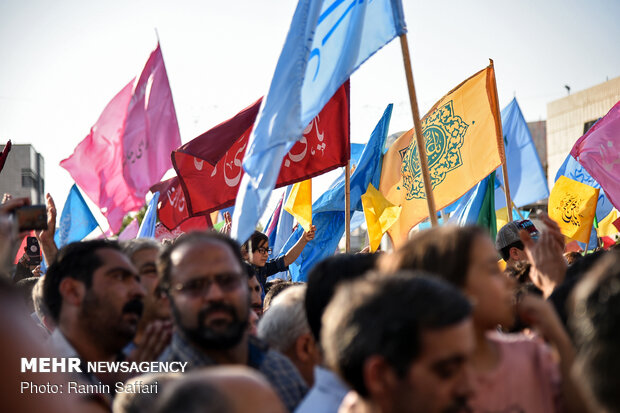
[1,0,619,229]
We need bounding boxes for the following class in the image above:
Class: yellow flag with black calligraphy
[548,176,599,243]
[380,64,503,247]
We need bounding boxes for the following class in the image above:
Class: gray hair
[257,285,309,353]
[121,238,161,260]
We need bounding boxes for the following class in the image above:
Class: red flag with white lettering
[154,176,213,231]
[173,81,350,217]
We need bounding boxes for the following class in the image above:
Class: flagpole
[345,160,351,252]
[499,183,525,220]
[399,34,438,227]
[98,224,108,239]
[489,59,514,222]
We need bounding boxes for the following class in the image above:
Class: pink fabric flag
[118,219,140,241]
[122,44,181,197]
[60,81,144,232]
[571,100,620,211]
[61,44,181,233]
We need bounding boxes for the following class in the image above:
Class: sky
[1,0,619,230]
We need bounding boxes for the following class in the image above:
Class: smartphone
[14,205,47,232]
[26,236,41,265]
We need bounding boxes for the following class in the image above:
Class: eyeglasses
[255,247,272,255]
[167,272,243,297]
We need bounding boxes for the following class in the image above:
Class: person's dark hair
[43,240,121,322]
[306,253,378,342]
[242,231,268,253]
[570,250,620,412]
[380,225,487,288]
[243,261,257,280]
[263,281,302,313]
[322,271,472,397]
[499,240,524,261]
[564,251,583,266]
[15,277,39,313]
[157,231,243,290]
[154,373,231,413]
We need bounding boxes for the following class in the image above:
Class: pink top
[469,332,563,413]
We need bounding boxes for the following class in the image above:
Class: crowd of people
[3,192,620,413]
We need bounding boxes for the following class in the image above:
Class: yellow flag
[597,209,619,237]
[284,179,312,232]
[548,176,599,243]
[361,183,402,252]
[380,64,503,247]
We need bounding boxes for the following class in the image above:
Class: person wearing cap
[496,219,539,271]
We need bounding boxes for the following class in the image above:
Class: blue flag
[281,105,392,281]
[54,184,99,248]
[495,98,549,209]
[231,0,406,243]
[555,154,613,250]
[137,192,160,239]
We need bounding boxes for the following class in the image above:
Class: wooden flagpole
[345,160,351,252]
[489,59,514,222]
[399,34,438,227]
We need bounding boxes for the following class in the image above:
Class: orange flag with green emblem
[380,64,503,246]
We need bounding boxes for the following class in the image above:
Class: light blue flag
[231,0,406,243]
[555,154,613,250]
[54,184,99,248]
[494,98,549,209]
[281,105,392,281]
[137,192,160,239]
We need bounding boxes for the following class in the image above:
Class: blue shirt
[160,332,308,412]
[294,365,350,413]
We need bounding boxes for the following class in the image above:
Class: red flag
[0,140,12,174]
[173,81,350,216]
[155,176,215,231]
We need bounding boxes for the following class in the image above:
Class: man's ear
[363,355,400,407]
[295,332,319,363]
[509,246,522,261]
[58,278,86,308]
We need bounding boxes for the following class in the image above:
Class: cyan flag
[495,98,549,209]
[137,192,160,239]
[54,184,99,248]
[282,105,392,281]
[555,154,613,250]
[231,0,406,243]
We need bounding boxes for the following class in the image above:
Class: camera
[13,205,47,232]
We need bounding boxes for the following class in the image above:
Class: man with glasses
[243,226,316,289]
[157,232,308,412]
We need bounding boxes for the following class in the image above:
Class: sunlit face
[391,318,476,413]
[80,248,145,352]
[249,240,269,267]
[465,235,516,330]
[168,240,250,350]
[132,248,170,321]
[248,275,263,317]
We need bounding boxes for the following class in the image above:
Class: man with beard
[157,232,308,412]
[244,262,264,317]
[42,240,145,408]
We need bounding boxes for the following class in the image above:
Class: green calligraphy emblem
[398,101,469,200]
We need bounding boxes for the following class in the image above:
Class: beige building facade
[547,76,620,187]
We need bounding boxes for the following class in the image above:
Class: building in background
[547,76,620,187]
[0,144,45,204]
[527,120,547,176]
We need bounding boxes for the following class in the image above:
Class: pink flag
[571,100,620,211]
[118,219,140,241]
[122,44,181,197]
[60,81,143,232]
[61,44,181,233]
